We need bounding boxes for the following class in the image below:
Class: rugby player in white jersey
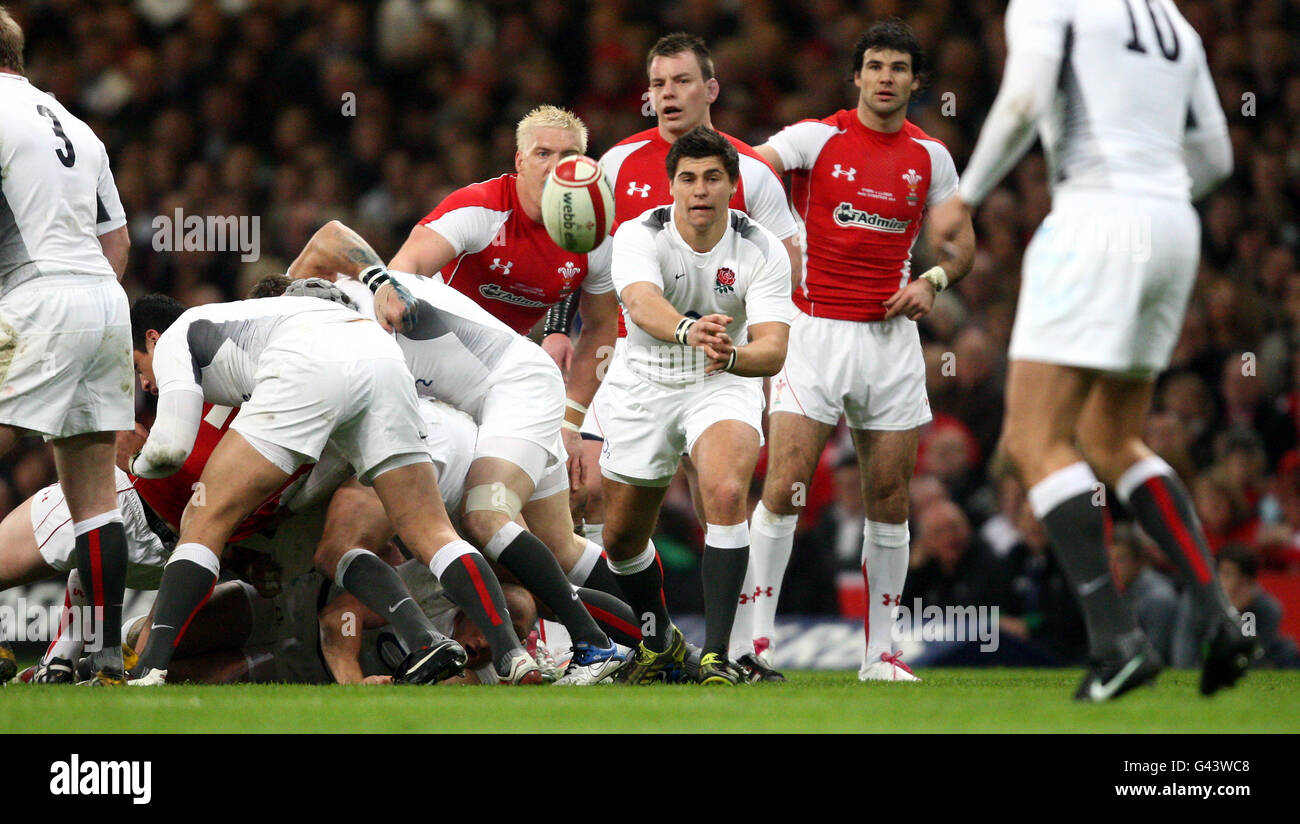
[124,292,542,685]
[287,223,628,684]
[928,0,1251,699]
[0,7,135,684]
[599,127,792,685]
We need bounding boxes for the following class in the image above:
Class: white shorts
[769,310,931,431]
[0,276,134,439]
[474,338,566,487]
[32,468,170,590]
[1009,191,1200,376]
[231,325,430,483]
[579,338,627,441]
[596,357,764,485]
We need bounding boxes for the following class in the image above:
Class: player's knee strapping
[463,483,524,521]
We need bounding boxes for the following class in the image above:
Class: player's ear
[705,76,719,104]
[146,329,161,347]
[514,150,524,174]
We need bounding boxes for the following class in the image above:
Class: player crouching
[598,128,792,684]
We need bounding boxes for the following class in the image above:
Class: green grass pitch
[4,669,1298,733]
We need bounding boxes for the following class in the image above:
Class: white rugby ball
[541,155,614,254]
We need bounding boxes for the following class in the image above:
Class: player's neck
[673,207,727,253]
[659,113,713,144]
[514,177,543,223]
[856,101,905,134]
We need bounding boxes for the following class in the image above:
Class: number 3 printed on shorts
[36,105,76,168]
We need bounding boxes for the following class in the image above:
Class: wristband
[724,348,738,372]
[358,264,391,292]
[561,421,581,432]
[674,317,696,346]
[918,265,948,294]
[565,399,588,415]
[544,292,581,337]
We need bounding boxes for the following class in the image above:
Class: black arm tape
[358,265,391,293]
[544,291,581,337]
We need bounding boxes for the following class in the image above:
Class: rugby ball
[541,155,614,254]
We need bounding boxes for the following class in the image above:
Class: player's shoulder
[901,119,948,151]
[729,210,783,260]
[601,129,661,176]
[437,174,516,213]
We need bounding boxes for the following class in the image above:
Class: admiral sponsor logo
[832,202,910,233]
[49,755,151,805]
[478,283,548,307]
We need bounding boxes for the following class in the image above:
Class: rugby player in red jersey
[745,21,975,681]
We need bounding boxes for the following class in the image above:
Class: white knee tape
[463,483,524,520]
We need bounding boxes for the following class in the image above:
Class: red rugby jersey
[417,173,613,335]
[767,110,958,322]
[600,127,796,335]
[130,403,305,542]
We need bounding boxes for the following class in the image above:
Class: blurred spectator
[1171,544,1300,669]
[902,499,1007,613]
[998,496,1087,663]
[1108,524,1179,664]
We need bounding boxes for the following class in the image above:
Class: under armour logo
[627,182,651,197]
[557,261,580,282]
[489,258,513,275]
[882,593,901,607]
[831,164,856,180]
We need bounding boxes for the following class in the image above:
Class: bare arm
[388,224,460,277]
[756,144,785,176]
[705,320,788,377]
[883,197,976,321]
[98,225,130,280]
[620,281,732,351]
[567,290,619,409]
[319,593,390,685]
[287,220,387,281]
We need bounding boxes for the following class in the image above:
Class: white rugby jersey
[0,74,125,294]
[337,271,531,416]
[612,206,792,385]
[151,296,378,406]
[960,0,1228,204]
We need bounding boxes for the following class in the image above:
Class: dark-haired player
[600,128,791,685]
[928,0,1248,699]
[745,20,974,681]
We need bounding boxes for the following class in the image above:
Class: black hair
[247,273,291,299]
[130,293,186,350]
[666,126,739,182]
[1217,543,1259,580]
[851,18,925,82]
[647,32,714,81]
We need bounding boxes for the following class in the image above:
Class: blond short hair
[516,105,588,155]
[0,5,23,74]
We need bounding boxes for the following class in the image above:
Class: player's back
[0,74,119,291]
[1028,0,1206,199]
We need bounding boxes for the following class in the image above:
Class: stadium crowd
[2,0,1297,668]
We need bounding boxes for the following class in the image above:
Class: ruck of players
[0,3,1264,702]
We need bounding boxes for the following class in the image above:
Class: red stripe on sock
[461,558,503,627]
[861,562,871,648]
[1147,477,1212,585]
[586,603,642,641]
[1102,505,1113,547]
[88,529,104,609]
[173,579,216,648]
[44,587,73,660]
